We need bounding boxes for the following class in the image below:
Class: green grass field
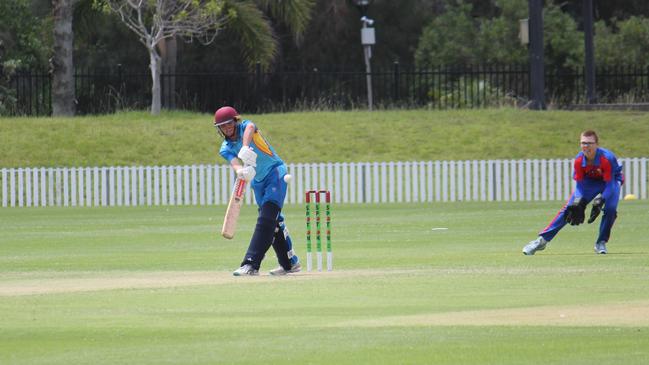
[2,201,648,364]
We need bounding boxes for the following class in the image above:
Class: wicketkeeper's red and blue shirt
[573,147,623,202]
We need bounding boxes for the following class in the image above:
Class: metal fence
[1,158,647,208]
[3,64,649,116]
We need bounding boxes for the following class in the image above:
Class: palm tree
[158,0,314,110]
[160,0,315,73]
[224,0,315,69]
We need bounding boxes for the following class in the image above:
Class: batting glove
[236,165,256,182]
[565,197,587,226]
[237,146,257,167]
[588,194,604,224]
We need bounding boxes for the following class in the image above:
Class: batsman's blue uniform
[220,120,288,207]
[539,147,624,243]
[220,120,297,269]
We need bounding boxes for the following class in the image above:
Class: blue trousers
[242,164,296,269]
[539,182,620,243]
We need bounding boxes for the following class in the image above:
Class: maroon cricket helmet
[214,106,239,126]
[213,106,240,139]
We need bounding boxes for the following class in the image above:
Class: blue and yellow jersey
[219,120,285,181]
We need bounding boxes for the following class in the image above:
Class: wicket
[305,190,332,271]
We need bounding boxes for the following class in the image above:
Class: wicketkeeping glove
[588,194,604,224]
[237,146,257,167]
[236,165,256,182]
[565,197,587,226]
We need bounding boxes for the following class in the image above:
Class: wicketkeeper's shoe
[269,262,302,276]
[232,264,259,276]
[594,241,608,254]
[522,236,548,255]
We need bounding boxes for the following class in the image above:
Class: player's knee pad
[277,221,292,242]
[271,229,291,270]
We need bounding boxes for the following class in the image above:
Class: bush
[0,60,19,115]
[596,16,649,67]
[429,76,518,108]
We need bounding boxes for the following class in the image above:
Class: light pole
[583,0,596,104]
[528,0,546,110]
[351,0,375,111]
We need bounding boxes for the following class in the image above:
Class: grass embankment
[1,108,648,167]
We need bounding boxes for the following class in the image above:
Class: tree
[304,0,435,67]
[105,0,227,114]
[156,0,314,111]
[542,3,583,70]
[201,0,315,69]
[0,0,49,68]
[414,0,583,69]
[73,1,148,69]
[52,0,77,116]
[595,16,649,67]
[551,0,649,23]
[0,0,48,115]
[476,0,528,64]
[414,1,478,67]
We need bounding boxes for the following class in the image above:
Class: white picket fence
[1,158,647,208]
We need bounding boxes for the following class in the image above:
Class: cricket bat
[221,177,247,239]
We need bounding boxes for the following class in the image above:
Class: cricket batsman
[523,130,624,255]
[214,106,300,275]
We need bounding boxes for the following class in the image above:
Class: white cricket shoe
[269,262,302,276]
[594,241,607,254]
[233,264,259,276]
[523,236,548,255]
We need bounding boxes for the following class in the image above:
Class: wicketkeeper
[523,130,624,255]
[214,106,300,275]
